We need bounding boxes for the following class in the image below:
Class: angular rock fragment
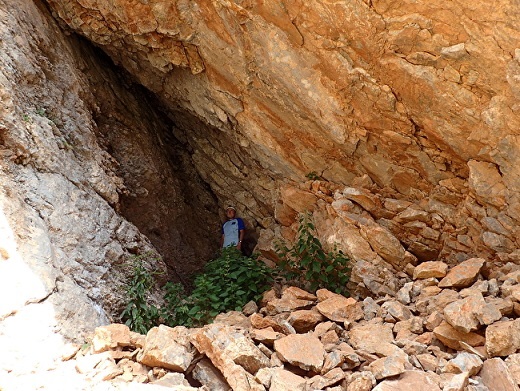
[480,358,520,391]
[442,371,469,391]
[485,319,520,357]
[92,324,132,353]
[433,321,485,350]
[140,325,195,372]
[316,292,364,323]
[287,309,325,333]
[443,294,486,333]
[372,370,441,391]
[443,352,483,376]
[348,319,400,356]
[368,350,409,380]
[273,333,325,372]
[192,358,231,391]
[439,258,485,288]
[270,368,306,391]
[413,261,448,280]
[191,324,268,390]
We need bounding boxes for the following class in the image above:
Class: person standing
[220,206,245,251]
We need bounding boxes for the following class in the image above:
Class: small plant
[275,212,350,296]
[306,171,320,180]
[120,253,161,334]
[159,281,193,327]
[22,113,31,122]
[35,108,46,117]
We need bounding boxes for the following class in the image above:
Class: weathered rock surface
[43,0,520,274]
[0,0,218,385]
[2,0,520,389]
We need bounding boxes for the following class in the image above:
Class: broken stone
[192,358,231,391]
[433,321,485,350]
[150,372,194,388]
[273,333,325,372]
[443,352,483,376]
[140,325,195,372]
[348,319,400,356]
[265,296,315,314]
[250,327,283,346]
[438,258,485,288]
[396,282,413,305]
[505,354,520,386]
[345,371,376,391]
[308,367,345,390]
[362,297,381,320]
[368,350,409,380]
[480,358,520,391]
[381,301,412,321]
[416,353,439,371]
[269,368,306,391]
[316,292,364,323]
[282,286,318,301]
[413,261,449,280]
[425,311,444,331]
[287,309,325,333]
[442,371,469,391]
[191,324,268,391]
[92,324,132,353]
[485,319,520,357]
[372,370,441,391]
[443,294,486,333]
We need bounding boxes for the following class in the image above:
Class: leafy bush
[122,248,273,332]
[275,212,350,296]
[164,247,273,327]
[120,253,160,334]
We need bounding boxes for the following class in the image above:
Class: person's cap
[226,205,236,211]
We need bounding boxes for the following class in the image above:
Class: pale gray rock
[192,358,231,391]
[442,352,483,376]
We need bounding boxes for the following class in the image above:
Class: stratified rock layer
[45,0,519,268]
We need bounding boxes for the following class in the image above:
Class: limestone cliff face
[2,0,520,350]
[0,0,219,358]
[44,0,519,267]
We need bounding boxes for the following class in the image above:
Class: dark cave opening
[82,42,223,287]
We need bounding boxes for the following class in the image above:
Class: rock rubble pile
[70,257,520,390]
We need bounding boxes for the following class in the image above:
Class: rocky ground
[4,257,520,391]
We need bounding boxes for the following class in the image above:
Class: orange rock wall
[46,0,520,268]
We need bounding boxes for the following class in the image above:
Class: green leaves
[120,253,161,334]
[275,212,351,296]
[161,247,272,328]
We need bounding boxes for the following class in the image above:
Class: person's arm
[237,229,244,250]
[236,218,245,250]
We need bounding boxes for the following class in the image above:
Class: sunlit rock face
[46,0,519,269]
[0,0,219,349]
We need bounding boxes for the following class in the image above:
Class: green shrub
[163,247,273,327]
[120,253,160,334]
[122,248,273,332]
[275,212,350,296]
[305,171,320,180]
